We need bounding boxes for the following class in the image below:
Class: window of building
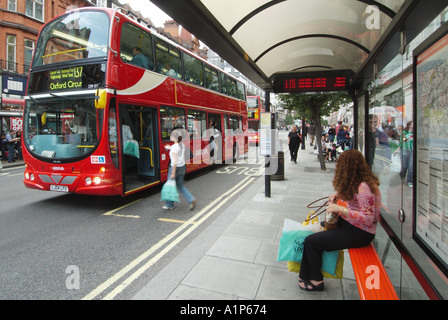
[8,0,17,11]
[25,0,44,21]
[24,39,35,74]
[7,35,16,72]
[96,0,106,7]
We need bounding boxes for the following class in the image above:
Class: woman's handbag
[160,179,179,202]
[306,197,339,230]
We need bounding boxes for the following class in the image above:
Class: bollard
[271,151,284,180]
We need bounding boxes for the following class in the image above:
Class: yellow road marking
[158,218,196,224]
[102,199,142,219]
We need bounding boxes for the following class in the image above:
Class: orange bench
[349,243,398,300]
[337,200,398,300]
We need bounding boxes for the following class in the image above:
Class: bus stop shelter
[151,0,448,300]
[151,0,445,91]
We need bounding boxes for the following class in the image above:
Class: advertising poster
[415,28,448,271]
[260,112,272,156]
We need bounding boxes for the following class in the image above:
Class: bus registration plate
[50,185,69,192]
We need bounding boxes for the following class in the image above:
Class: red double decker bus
[246,96,264,145]
[23,7,247,196]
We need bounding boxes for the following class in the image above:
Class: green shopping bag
[161,179,179,202]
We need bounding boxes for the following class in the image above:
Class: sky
[119,0,172,27]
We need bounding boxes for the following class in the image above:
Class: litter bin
[271,151,284,180]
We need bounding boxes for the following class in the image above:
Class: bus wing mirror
[95,89,107,109]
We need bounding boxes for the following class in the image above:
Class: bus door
[119,104,159,194]
[136,108,158,177]
[208,113,222,163]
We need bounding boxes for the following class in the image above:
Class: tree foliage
[278,92,351,169]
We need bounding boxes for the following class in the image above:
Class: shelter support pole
[265,91,271,197]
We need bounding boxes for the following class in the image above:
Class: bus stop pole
[265,91,271,198]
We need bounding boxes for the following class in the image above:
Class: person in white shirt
[163,129,197,210]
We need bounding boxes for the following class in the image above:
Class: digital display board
[27,63,105,94]
[273,70,352,93]
[282,76,347,92]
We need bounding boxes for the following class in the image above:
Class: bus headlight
[85,177,92,185]
[93,177,102,185]
[25,172,29,179]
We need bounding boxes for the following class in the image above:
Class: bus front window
[32,10,109,66]
[24,96,103,160]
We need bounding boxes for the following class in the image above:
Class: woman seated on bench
[298,149,382,292]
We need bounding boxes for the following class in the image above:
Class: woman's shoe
[189,199,197,210]
[299,280,324,292]
[162,205,174,210]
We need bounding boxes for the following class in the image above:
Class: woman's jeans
[165,165,195,208]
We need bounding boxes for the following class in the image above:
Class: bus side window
[227,77,237,98]
[155,38,182,79]
[187,110,206,139]
[204,66,219,92]
[120,22,154,71]
[160,106,186,141]
[184,53,203,86]
[237,82,246,100]
[219,72,227,94]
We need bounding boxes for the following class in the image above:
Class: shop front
[1,97,24,134]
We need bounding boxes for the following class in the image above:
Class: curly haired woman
[298,149,382,292]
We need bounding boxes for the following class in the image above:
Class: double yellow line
[83,175,255,300]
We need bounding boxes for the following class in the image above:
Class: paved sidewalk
[133,134,360,301]
[0,159,25,169]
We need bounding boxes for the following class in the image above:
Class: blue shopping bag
[161,179,179,202]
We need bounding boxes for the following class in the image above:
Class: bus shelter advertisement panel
[415,30,448,272]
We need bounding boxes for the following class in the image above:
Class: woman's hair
[171,129,183,143]
[333,149,380,201]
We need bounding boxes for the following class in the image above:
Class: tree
[278,92,351,170]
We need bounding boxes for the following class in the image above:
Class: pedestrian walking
[288,125,302,163]
[163,129,197,210]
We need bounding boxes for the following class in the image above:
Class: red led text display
[282,76,347,92]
